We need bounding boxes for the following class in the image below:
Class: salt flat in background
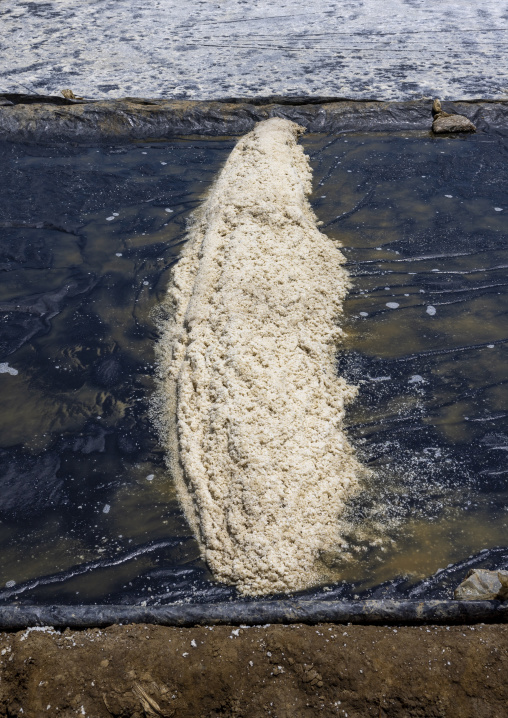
[1,0,508,100]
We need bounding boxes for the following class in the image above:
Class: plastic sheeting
[1,122,508,608]
[1,96,508,143]
[0,600,506,630]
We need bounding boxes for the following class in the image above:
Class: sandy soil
[0,622,507,717]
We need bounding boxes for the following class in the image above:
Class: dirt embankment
[0,622,507,717]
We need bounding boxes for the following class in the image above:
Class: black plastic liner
[1,96,508,142]
[1,114,508,615]
[0,600,507,630]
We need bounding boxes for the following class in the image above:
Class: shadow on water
[0,129,507,604]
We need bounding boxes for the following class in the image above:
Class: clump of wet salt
[152,118,363,596]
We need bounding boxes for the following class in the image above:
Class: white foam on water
[152,118,363,595]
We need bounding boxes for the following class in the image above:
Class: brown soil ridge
[0,622,507,717]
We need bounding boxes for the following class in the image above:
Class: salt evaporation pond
[0,129,507,605]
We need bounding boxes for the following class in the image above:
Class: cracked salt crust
[153,118,363,595]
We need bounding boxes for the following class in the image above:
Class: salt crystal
[409,375,425,384]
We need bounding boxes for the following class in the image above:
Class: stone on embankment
[454,568,508,600]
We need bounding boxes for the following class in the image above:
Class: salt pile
[153,118,362,595]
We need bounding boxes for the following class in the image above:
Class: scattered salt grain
[161,162,167,165]
[146,474,154,481]
[359,312,368,317]
[426,305,437,316]
[386,302,399,309]
[106,216,115,221]
[494,207,503,212]
[0,363,18,376]
[191,639,197,647]
[445,195,453,198]
[102,504,110,514]
[164,208,173,213]
[5,580,15,588]
[115,252,123,257]
[487,344,495,348]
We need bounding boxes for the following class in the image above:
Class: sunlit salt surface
[0,129,507,604]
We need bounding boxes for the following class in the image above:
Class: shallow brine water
[0,129,507,605]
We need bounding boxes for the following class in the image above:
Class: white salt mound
[153,118,363,596]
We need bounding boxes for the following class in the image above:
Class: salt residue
[153,118,363,595]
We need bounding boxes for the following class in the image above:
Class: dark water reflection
[0,130,507,604]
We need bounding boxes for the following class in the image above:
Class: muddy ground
[0,622,507,717]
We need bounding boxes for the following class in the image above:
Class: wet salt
[153,118,362,596]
